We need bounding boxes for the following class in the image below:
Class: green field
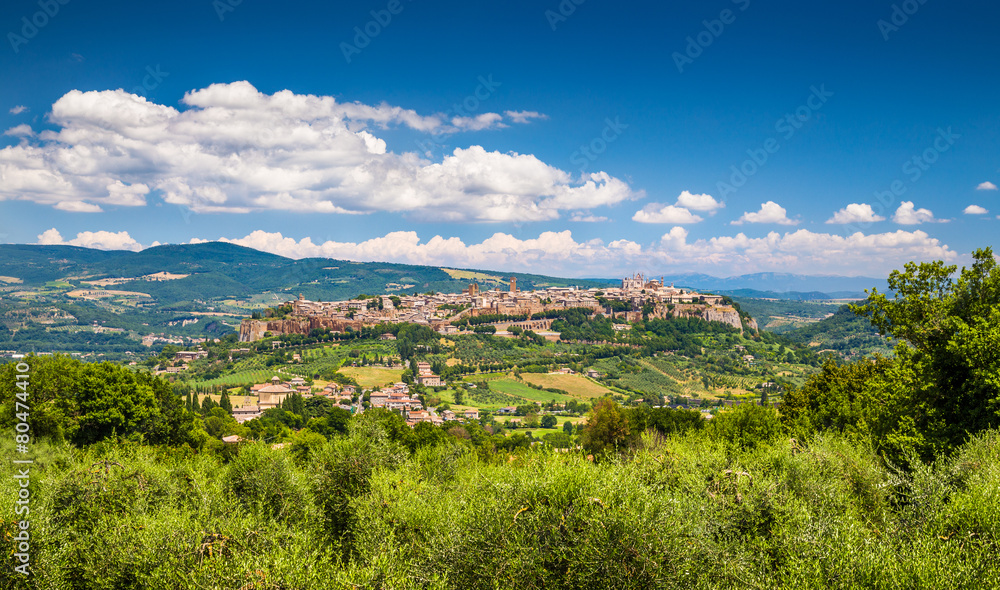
[520,373,612,399]
[339,366,405,388]
[489,378,573,403]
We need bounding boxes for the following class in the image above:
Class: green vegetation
[3,247,1000,587]
[784,248,1000,462]
[3,421,999,588]
[732,297,843,332]
[781,305,892,359]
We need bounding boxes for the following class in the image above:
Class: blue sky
[0,0,997,277]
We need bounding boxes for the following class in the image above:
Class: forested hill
[0,242,615,304]
[781,305,891,358]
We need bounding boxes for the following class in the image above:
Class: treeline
[0,356,193,446]
[0,325,140,355]
[782,248,1000,462]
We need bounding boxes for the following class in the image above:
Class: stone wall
[238,316,360,342]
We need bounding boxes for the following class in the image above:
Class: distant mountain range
[0,243,885,303]
[667,272,887,300]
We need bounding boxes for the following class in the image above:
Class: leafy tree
[0,355,196,446]
[311,413,408,555]
[201,395,218,415]
[579,398,632,455]
[542,432,572,448]
[304,395,335,420]
[628,406,704,436]
[203,407,245,439]
[563,420,575,436]
[540,414,558,428]
[851,247,1000,458]
[220,390,233,414]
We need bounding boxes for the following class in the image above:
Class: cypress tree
[220,391,233,414]
[291,392,305,416]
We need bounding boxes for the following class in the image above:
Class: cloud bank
[37,226,956,277]
[1,82,637,222]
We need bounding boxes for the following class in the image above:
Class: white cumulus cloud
[826,203,885,224]
[632,204,703,224]
[976,181,997,191]
[675,190,724,212]
[732,201,798,226]
[892,201,943,225]
[0,82,636,221]
[36,228,144,251]
[4,124,33,138]
[632,190,724,224]
[54,201,103,213]
[504,110,548,124]
[963,204,989,215]
[9,106,27,115]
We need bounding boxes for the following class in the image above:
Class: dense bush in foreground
[2,420,998,589]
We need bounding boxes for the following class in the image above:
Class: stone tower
[509,277,518,293]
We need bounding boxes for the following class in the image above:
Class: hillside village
[158,274,780,433]
[239,273,757,342]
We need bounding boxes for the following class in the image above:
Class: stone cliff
[661,304,758,334]
[239,317,360,342]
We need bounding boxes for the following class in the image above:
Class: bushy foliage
[310,413,408,556]
[707,403,782,451]
[223,442,307,523]
[4,426,1000,588]
[0,355,196,446]
[785,247,1000,462]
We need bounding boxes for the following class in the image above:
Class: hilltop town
[239,273,757,342]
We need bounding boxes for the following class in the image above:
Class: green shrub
[222,443,306,523]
